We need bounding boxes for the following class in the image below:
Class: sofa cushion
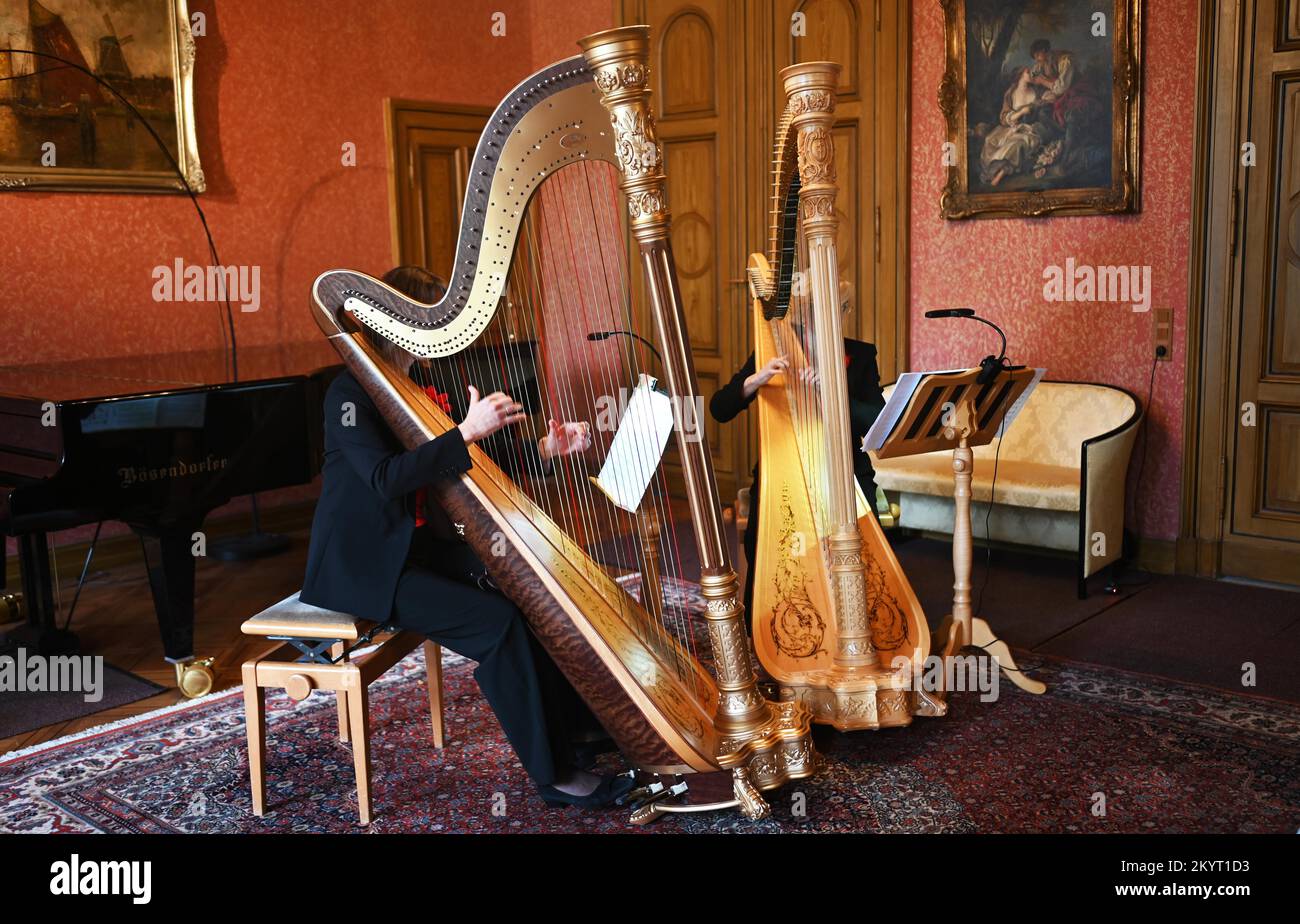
[992,383,1136,466]
[874,453,1081,512]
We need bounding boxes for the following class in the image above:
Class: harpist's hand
[458,385,526,444]
[742,355,790,399]
[538,419,592,461]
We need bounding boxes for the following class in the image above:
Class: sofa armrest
[1079,399,1142,582]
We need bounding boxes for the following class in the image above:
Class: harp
[744,63,945,729]
[310,27,815,822]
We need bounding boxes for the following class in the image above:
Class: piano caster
[173,657,216,698]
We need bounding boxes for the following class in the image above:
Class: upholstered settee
[870,380,1141,597]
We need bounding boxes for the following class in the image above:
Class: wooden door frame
[1182,0,1293,580]
[384,99,492,270]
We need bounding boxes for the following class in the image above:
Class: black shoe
[538,774,635,809]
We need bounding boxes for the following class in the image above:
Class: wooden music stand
[873,367,1047,697]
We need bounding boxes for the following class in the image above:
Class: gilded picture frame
[939,0,1141,220]
[0,0,203,193]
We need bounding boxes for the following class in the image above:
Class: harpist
[300,266,633,809]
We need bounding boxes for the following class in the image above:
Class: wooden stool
[240,591,445,825]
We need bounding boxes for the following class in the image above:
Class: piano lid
[0,341,342,404]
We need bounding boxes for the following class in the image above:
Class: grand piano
[0,342,341,695]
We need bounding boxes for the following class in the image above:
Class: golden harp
[310,27,815,823]
[744,63,945,729]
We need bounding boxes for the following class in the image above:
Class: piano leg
[134,524,198,664]
[2,532,79,656]
[135,524,216,698]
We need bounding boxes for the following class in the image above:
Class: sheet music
[999,367,1046,433]
[590,374,675,513]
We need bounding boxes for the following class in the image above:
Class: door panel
[630,0,744,496]
[1228,0,1300,573]
[776,0,908,383]
[386,101,489,277]
[619,1,908,503]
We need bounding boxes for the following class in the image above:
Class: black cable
[1131,354,1160,538]
[973,370,1007,621]
[61,521,102,632]
[0,48,238,382]
[967,367,1052,681]
[973,636,1048,675]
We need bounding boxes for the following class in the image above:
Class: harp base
[713,698,819,790]
[772,666,944,732]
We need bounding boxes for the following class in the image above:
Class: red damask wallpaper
[0,0,613,552]
[909,1,1197,541]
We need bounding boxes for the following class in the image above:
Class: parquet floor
[0,528,312,755]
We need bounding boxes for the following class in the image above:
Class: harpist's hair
[356,265,448,370]
[1030,39,1052,56]
[383,265,447,304]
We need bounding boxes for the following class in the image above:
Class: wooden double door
[617,0,910,500]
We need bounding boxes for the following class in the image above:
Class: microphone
[587,329,663,365]
[923,308,1011,385]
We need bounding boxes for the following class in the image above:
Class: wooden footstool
[240,591,445,825]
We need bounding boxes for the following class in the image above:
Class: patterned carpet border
[1,581,1296,834]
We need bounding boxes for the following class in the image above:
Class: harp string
[410,159,703,690]
[580,160,702,676]
[772,224,832,554]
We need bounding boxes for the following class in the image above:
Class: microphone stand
[923,309,1017,384]
[587,329,664,366]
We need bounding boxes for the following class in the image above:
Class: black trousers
[391,533,595,786]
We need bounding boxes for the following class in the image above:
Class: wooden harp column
[580,27,815,812]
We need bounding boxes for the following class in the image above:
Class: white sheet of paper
[998,368,1046,433]
[592,374,675,513]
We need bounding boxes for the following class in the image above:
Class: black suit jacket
[300,369,474,623]
[709,338,886,500]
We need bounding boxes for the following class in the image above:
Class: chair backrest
[880,381,1137,468]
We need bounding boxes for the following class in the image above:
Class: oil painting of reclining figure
[940,0,1140,219]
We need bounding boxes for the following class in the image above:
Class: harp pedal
[625,779,690,825]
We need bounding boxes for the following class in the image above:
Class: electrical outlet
[1153,308,1172,361]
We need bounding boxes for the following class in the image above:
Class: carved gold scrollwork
[788,89,834,116]
[610,108,661,178]
[796,125,836,184]
[595,62,647,93]
[627,189,665,221]
[800,193,836,221]
[733,768,772,820]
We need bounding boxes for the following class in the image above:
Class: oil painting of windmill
[0,0,203,192]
